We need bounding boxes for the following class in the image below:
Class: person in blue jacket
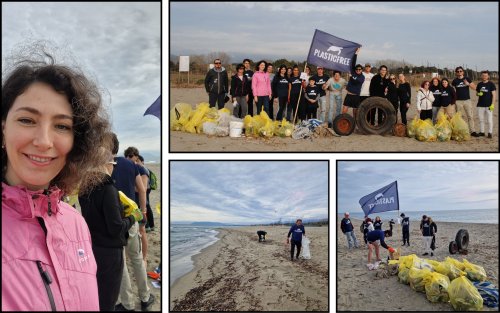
[287,219,306,261]
[342,48,364,120]
[366,229,394,264]
[341,212,359,249]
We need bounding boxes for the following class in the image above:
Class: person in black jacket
[397,74,412,124]
[79,151,142,311]
[400,213,410,246]
[420,215,437,256]
[204,58,229,109]
[243,59,254,115]
[373,216,383,230]
[273,65,291,121]
[340,212,359,249]
[430,77,442,124]
[230,63,249,118]
[440,78,456,118]
[369,65,389,125]
[387,74,399,118]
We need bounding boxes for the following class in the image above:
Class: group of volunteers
[204,52,496,138]
[340,212,439,267]
[2,52,157,311]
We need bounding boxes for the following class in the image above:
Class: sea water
[338,208,498,224]
[170,225,220,286]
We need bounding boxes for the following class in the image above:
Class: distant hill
[190,222,229,226]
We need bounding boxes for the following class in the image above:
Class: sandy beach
[336,218,499,311]
[169,87,499,152]
[170,226,329,311]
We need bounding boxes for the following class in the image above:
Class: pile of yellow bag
[391,254,486,310]
[407,112,469,142]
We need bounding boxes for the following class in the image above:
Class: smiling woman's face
[2,82,74,191]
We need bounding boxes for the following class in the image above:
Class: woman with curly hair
[2,52,112,311]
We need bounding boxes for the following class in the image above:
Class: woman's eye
[18,118,35,125]
[55,124,73,131]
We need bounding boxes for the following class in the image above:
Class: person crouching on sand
[257,230,267,242]
[341,212,360,249]
[366,229,395,268]
[287,219,306,261]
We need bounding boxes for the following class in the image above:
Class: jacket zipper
[43,189,52,216]
[217,71,220,94]
[36,261,57,311]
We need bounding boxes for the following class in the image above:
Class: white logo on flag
[327,46,343,55]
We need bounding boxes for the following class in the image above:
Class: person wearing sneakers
[366,229,395,266]
[452,66,479,137]
[287,219,306,260]
[341,212,360,249]
[475,70,496,139]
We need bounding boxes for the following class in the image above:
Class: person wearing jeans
[310,66,330,122]
[324,71,346,125]
[252,60,272,116]
[341,212,359,249]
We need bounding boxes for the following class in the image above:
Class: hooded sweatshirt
[204,66,229,95]
[2,182,99,311]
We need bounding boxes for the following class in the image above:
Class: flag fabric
[144,95,161,120]
[306,29,362,72]
[359,181,399,216]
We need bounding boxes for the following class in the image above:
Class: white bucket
[229,121,244,138]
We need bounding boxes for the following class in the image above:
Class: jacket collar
[2,182,63,218]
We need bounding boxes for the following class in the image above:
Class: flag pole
[292,62,308,124]
[396,181,401,253]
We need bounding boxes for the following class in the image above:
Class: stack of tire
[332,97,397,136]
[449,229,469,254]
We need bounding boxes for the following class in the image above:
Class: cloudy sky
[337,161,499,213]
[170,2,498,70]
[2,2,161,159]
[170,161,329,224]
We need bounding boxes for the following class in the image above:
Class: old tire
[333,114,355,136]
[455,229,469,250]
[356,96,397,135]
[449,241,458,254]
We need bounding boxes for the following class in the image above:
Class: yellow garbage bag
[183,102,210,134]
[435,112,452,141]
[448,275,483,311]
[434,260,465,281]
[415,118,437,142]
[450,111,471,141]
[243,115,254,136]
[257,111,274,137]
[407,116,419,138]
[424,271,451,303]
[445,257,466,271]
[170,103,193,131]
[400,254,423,269]
[398,266,411,285]
[462,259,487,282]
[409,267,432,292]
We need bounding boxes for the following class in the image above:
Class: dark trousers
[248,93,254,116]
[289,93,300,122]
[209,93,225,109]
[146,189,154,228]
[399,101,409,124]
[269,96,275,120]
[369,108,386,125]
[402,228,410,245]
[306,103,318,119]
[431,235,436,250]
[290,239,302,259]
[390,100,399,120]
[298,94,307,121]
[420,109,432,121]
[256,96,270,116]
[93,246,124,311]
[363,229,368,244]
[276,96,288,121]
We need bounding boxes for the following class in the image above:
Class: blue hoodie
[288,224,305,242]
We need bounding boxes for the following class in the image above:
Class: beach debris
[332,113,355,136]
[398,266,410,284]
[462,259,487,282]
[170,103,193,131]
[450,112,471,141]
[472,281,499,308]
[448,276,483,311]
[455,229,470,250]
[409,267,432,292]
[313,123,338,138]
[407,116,418,138]
[435,112,452,141]
[292,119,323,139]
[392,122,407,137]
[424,272,450,303]
[300,237,311,259]
[355,96,397,135]
[415,119,437,142]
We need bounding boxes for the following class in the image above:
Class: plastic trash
[409,267,432,292]
[415,119,437,142]
[435,112,452,141]
[425,271,451,303]
[170,103,193,131]
[300,237,311,259]
[450,112,471,141]
[462,259,487,282]
[448,275,483,311]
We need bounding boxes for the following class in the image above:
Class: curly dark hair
[2,53,112,195]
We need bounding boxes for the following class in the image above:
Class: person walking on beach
[342,48,364,120]
[428,217,438,252]
[252,60,272,116]
[440,78,457,119]
[287,219,306,260]
[323,70,346,125]
[366,229,395,266]
[230,64,249,118]
[340,212,360,249]
[273,65,290,121]
[452,66,478,136]
[400,213,410,246]
[420,215,437,256]
[310,66,330,122]
[79,148,141,311]
[204,58,229,109]
[2,52,111,311]
[475,70,496,138]
[416,81,435,120]
[397,73,411,125]
[243,59,255,116]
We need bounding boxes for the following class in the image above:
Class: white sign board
[431,72,439,78]
[179,56,190,72]
[300,72,308,81]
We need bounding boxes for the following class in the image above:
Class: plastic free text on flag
[306,29,362,72]
[359,181,399,216]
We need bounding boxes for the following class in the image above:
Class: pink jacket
[2,183,99,311]
[251,71,272,97]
